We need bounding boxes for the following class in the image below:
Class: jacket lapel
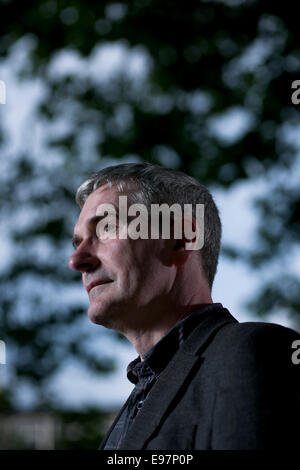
[98,393,132,449]
[119,308,237,450]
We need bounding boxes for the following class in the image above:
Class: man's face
[68,185,175,332]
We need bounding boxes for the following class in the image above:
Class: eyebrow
[72,210,120,250]
[72,215,108,249]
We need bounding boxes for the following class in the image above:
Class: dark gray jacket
[99,307,300,449]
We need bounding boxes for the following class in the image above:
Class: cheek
[100,239,162,290]
[102,243,137,286]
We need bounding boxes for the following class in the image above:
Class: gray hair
[76,162,221,289]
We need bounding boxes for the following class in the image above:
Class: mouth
[86,280,113,293]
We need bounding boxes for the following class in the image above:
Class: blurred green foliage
[0,0,300,448]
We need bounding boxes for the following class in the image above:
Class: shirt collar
[127,303,223,385]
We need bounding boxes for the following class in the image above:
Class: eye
[96,221,118,240]
[104,223,114,232]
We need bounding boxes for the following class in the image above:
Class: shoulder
[205,320,300,449]
[209,319,300,380]
[217,319,299,352]
[216,319,299,348]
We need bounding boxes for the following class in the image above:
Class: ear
[171,215,200,266]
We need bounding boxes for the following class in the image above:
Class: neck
[125,300,213,358]
[120,267,213,357]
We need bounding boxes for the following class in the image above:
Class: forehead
[75,184,119,229]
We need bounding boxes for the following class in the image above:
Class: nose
[68,242,100,273]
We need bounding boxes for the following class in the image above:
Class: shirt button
[137,400,144,409]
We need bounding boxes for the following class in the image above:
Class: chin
[88,305,109,326]
[87,302,121,330]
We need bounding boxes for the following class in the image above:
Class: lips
[86,279,112,293]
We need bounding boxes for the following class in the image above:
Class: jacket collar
[127,303,224,384]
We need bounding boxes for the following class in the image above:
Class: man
[69,162,300,449]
